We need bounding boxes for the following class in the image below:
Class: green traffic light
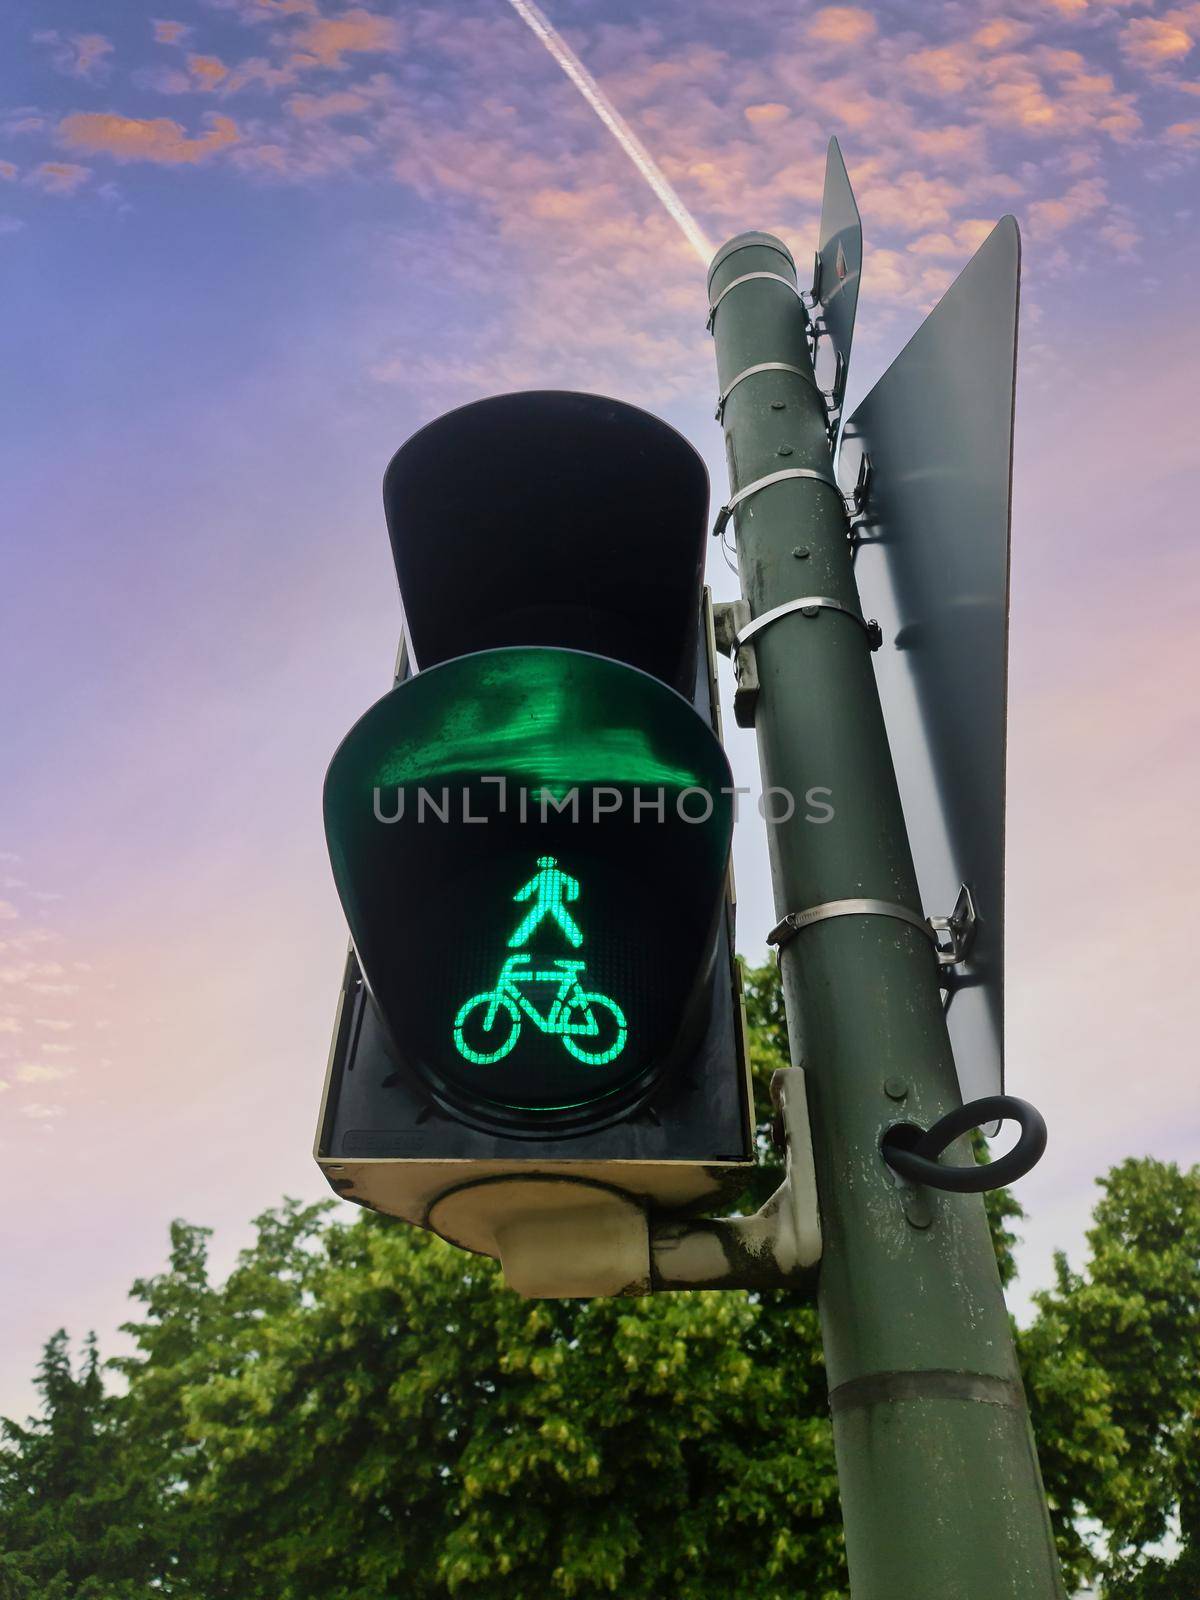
[452,856,629,1071]
[323,646,733,1133]
[507,857,584,949]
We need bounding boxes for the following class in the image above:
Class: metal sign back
[812,136,862,418]
[838,215,1020,1107]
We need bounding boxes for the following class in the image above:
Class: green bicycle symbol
[453,954,628,1067]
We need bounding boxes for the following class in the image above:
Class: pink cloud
[141,52,257,97]
[854,244,955,310]
[286,89,371,120]
[975,20,1031,51]
[1121,15,1194,69]
[289,9,401,69]
[151,20,191,46]
[907,218,997,257]
[906,231,958,257]
[33,31,114,82]
[11,0,1185,399]
[1099,211,1140,255]
[15,1063,75,1085]
[955,217,999,251]
[907,45,975,95]
[809,7,877,46]
[28,161,91,196]
[59,112,241,165]
[188,54,231,90]
[856,168,967,232]
[230,122,373,178]
[208,0,317,17]
[985,50,1141,141]
[743,103,790,126]
[909,123,989,167]
[1027,175,1108,234]
[142,65,195,94]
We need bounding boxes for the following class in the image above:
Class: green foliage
[737,957,789,1206]
[163,1215,841,1600]
[739,956,792,1135]
[1019,1158,1200,1596]
[1,964,1196,1598]
[0,1332,155,1599]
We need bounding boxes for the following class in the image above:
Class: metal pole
[707,231,1065,1599]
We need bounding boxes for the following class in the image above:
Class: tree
[111,1203,334,1597]
[0,1331,152,1599]
[1020,1158,1200,1595]
[164,1210,841,1600]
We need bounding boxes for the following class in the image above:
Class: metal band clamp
[707,271,804,331]
[713,466,843,539]
[715,361,818,420]
[768,898,934,955]
[767,885,978,971]
[736,596,882,652]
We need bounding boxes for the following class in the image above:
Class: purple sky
[3,0,1199,1419]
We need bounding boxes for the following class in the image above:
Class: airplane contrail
[504,0,713,266]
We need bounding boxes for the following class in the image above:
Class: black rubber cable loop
[881,1095,1047,1193]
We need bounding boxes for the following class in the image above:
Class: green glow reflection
[373,650,703,790]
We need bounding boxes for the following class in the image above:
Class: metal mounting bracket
[929,883,978,968]
[711,590,883,729]
[711,598,759,728]
[432,1072,824,1296]
[843,450,873,551]
[804,298,849,453]
[649,1067,822,1290]
[823,350,847,414]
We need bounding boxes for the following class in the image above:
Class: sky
[2,0,1199,1420]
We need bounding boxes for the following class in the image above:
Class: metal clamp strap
[768,898,934,955]
[735,596,882,651]
[713,467,842,538]
[715,361,817,420]
[707,271,803,330]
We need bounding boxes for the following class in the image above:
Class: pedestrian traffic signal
[315,393,754,1280]
[323,642,735,1136]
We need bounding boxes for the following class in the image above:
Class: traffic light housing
[315,393,753,1267]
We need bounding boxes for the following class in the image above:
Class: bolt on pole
[707,231,1065,1600]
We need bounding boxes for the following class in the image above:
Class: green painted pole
[707,232,1065,1599]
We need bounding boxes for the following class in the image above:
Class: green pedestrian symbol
[507,856,583,949]
[452,857,627,1068]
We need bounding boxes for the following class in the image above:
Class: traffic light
[315,392,754,1287]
